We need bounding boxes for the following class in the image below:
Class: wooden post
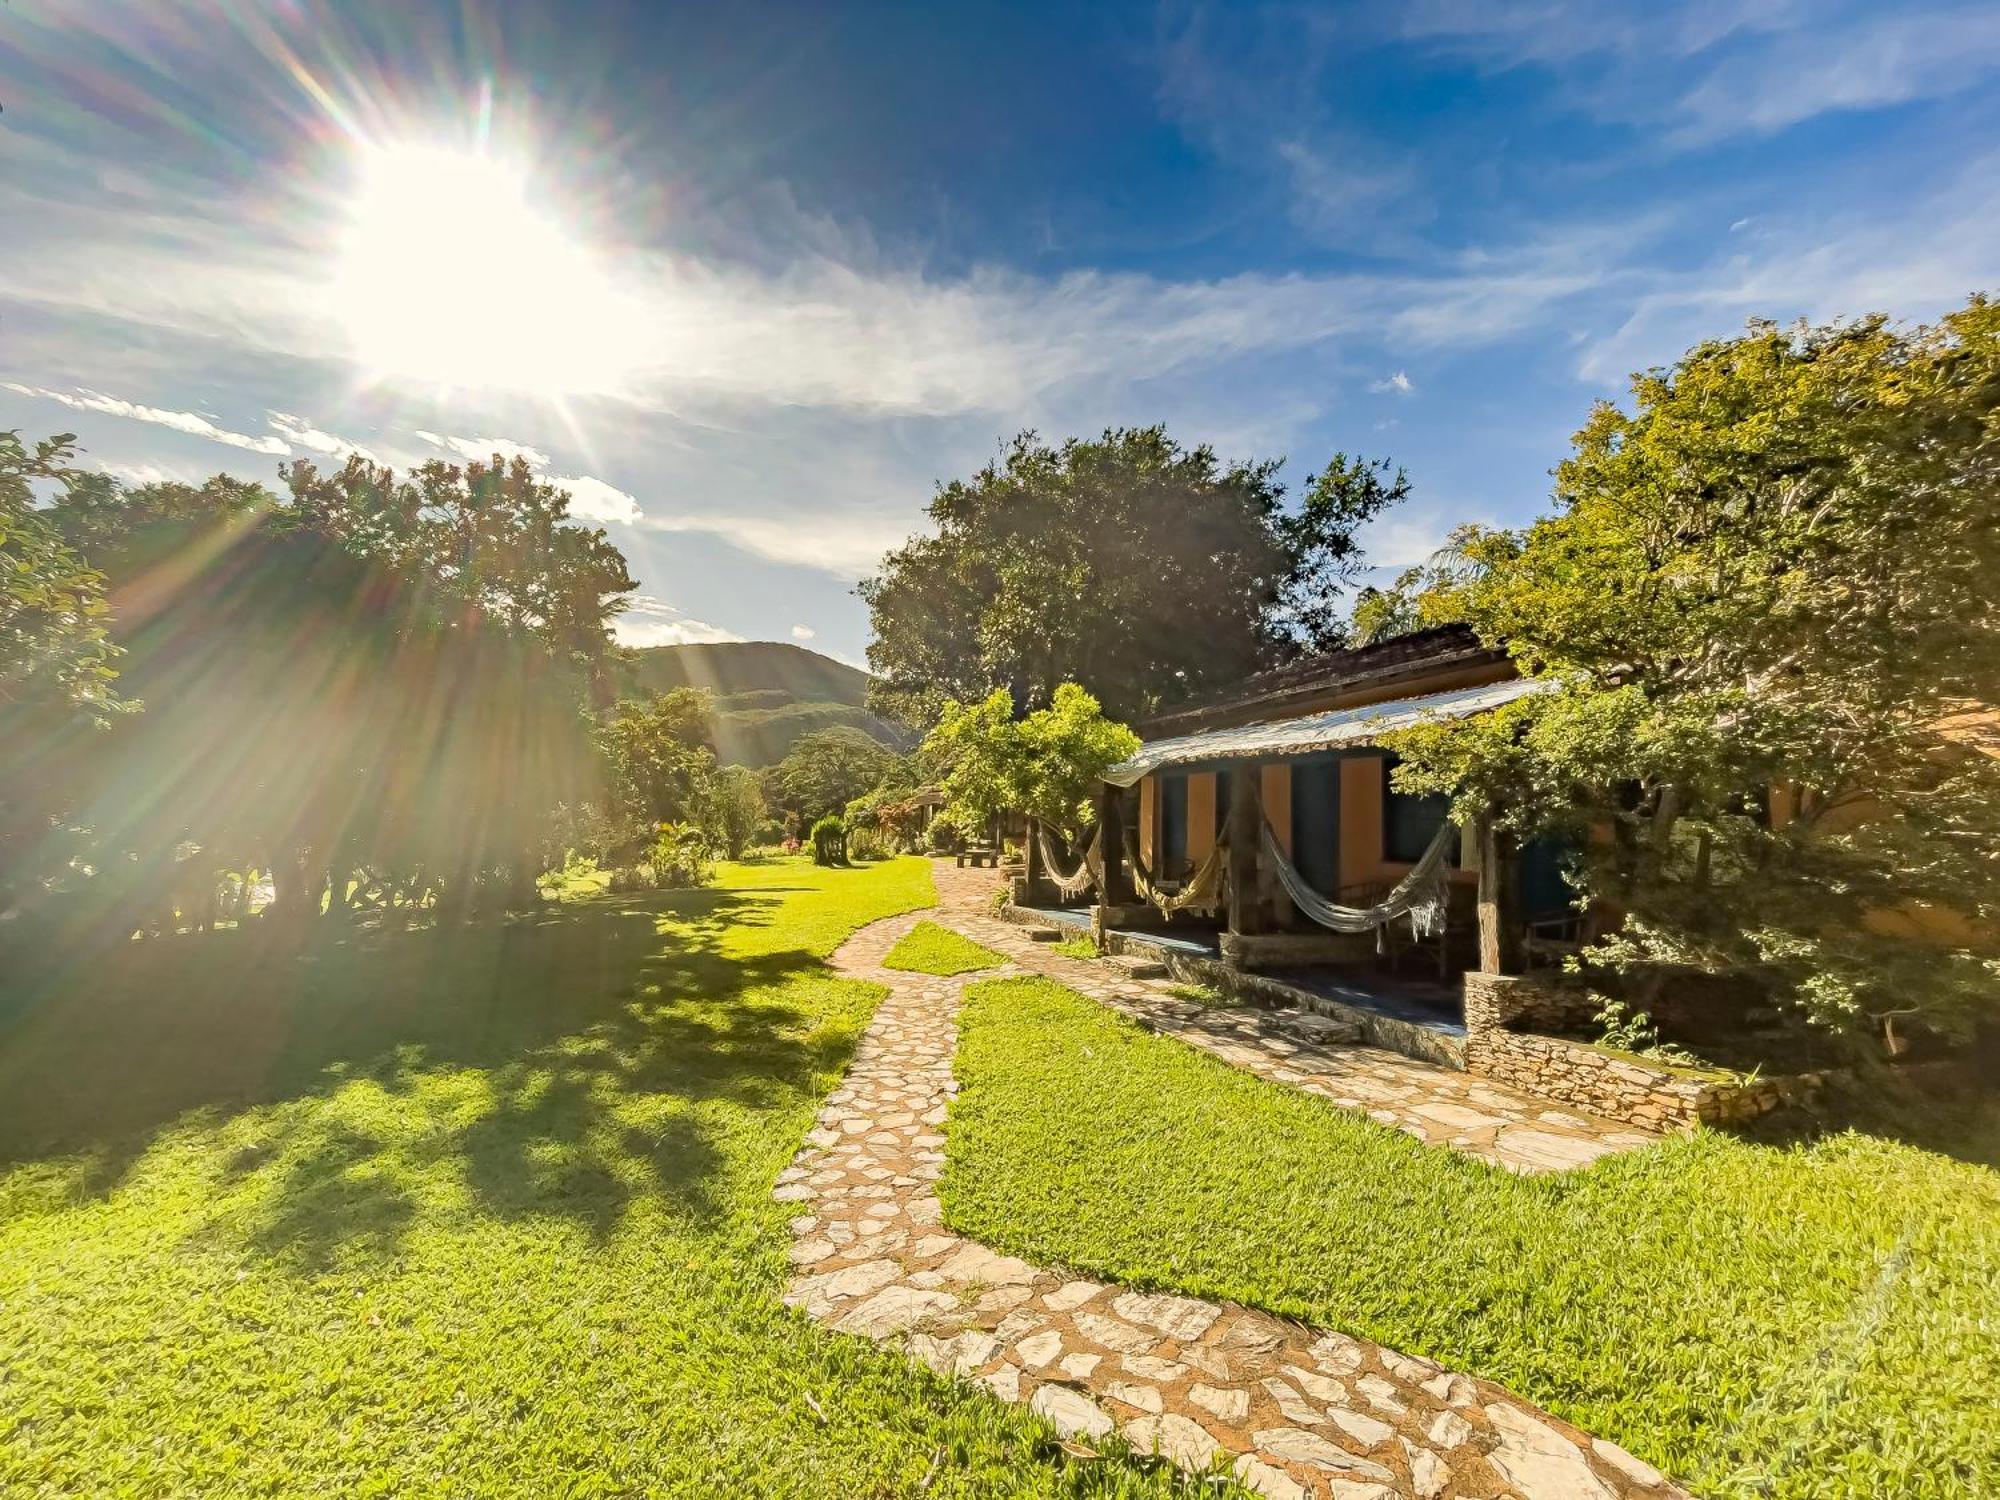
[1475,810,1523,975]
[1097,783,1130,905]
[1225,763,1264,938]
[1023,815,1045,906]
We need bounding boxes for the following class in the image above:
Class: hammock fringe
[1035,826,1101,901]
[1260,819,1456,939]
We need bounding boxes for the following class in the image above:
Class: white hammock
[1123,829,1228,917]
[1035,826,1101,900]
[1260,819,1455,938]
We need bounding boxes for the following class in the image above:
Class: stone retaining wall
[1461,974,1827,1133]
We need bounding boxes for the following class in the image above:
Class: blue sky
[3,1,1996,665]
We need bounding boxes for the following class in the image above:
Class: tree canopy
[1385,298,2000,1044]
[923,682,1138,843]
[3,450,641,937]
[861,427,1404,726]
[765,725,898,824]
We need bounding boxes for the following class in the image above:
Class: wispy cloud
[612,593,742,647]
[413,430,552,467]
[637,507,915,579]
[1372,370,1414,394]
[268,410,374,461]
[790,624,816,640]
[4,381,289,454]
[1398,1,2000,146]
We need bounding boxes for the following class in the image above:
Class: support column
[1225,763,1264,942]
[1475,809,1523,975]
[1097,783,1131,905]
[1022,815,1046,906]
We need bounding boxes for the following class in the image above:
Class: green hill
[619,641,912,767]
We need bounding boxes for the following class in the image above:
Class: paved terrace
[778,893,1687,1500]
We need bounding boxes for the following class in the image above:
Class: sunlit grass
[0,858,1202,1497]
[883,919,1006,976]
[944,975,2000,1500]
[1048,936,1099,961]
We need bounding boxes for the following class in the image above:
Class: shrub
[927,820,959,853]
[809,816,847,866]
[650,822,714,889]
[846,825,891,862]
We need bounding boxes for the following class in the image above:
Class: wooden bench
[954,846,1000,868]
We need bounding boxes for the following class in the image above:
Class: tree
[704,764,766,860]
[1350,524,1504,644]
[12,457,624,934]
[861,428,1404,726]
[922,683,1138,843]
[767,726,896,823]
[282,453,637,692]
[0,432,126,916]
[1384,300,2000,1046]
[595,689,719,827]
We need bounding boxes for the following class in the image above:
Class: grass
[1049,937,1099,961]
[883,919,1007,976]
[0,858,1203,1498]
[944,975,2000,1500]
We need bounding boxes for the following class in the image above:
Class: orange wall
[1338,756,1381,890]
[1187,772,1217,865]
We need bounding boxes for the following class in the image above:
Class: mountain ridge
[619,639,910,767]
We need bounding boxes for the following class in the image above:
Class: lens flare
[330,142,640,396]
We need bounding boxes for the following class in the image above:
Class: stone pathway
[778,903,1691,1500]
[932,862,1656,1175]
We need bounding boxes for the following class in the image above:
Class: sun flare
[330,143,640,396]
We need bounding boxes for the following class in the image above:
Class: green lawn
[943,976,2000,1500]
[0,858,1199,1497]
[1049,937,1099,961]
[883,919,1007,976]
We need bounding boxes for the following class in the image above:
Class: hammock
[1260,818,1456,939]
[1123,828,1228,917]
[1035,826,1101,901]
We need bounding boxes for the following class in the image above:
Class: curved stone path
[777,903,1691,1500]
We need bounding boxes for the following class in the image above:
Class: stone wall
[1461,971,1598,1034]
[1464,1012,1825,1133]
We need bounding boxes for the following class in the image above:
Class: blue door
[1160,774,1189,877]
[1290,760,1340,896]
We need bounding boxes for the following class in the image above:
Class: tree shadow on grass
[0,883,872,1267]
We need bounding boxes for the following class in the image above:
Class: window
[1381,755,1455,865]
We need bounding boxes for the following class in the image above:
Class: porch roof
[1103,676,1550,787]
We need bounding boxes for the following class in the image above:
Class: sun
[330,143,640,395]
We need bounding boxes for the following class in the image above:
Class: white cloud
[612,593,743,647]
[790,624,816,640]
[412,429,552,467]
[267,410,374,461]
[612,617,744,647]
[550,473,642,526]
[637,507,913,579]
[4,381,289,454]
[1372,370,1415,394]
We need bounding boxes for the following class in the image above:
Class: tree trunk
[1475,811,1523,975]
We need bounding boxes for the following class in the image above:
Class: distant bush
[651,823,714,888]
[927,820,959,853]
[810,816,847,866]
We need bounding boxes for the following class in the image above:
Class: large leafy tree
[0,433,126,917]
[10,458,634,935]
[1386,300,2000,1046]
[766,726,897,824]
[282,453,637,686]
[923,683,1138,843]
[594,688,719,828]
[861,428,1404,726]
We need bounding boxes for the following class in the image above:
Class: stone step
[1109,955,1170,980]
[1276,1011,1362,1047]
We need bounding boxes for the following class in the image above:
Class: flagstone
[773,883,1692,1500]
